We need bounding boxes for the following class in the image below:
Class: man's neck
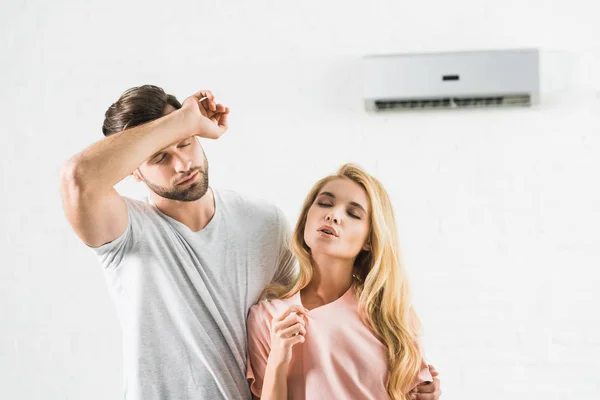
[150,187,216,232]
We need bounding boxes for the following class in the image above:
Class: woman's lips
[317,224,338,237]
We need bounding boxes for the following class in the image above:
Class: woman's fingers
[274,305,309,322]
[273,312,306,334]
[279,322,306,339]
[287,334,305,346]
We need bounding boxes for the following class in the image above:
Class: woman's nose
[325,213,340,225]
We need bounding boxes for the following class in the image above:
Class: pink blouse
[246,287,432,399]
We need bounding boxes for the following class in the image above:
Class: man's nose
[173,153,192,173]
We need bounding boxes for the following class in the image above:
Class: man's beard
[141,158,209,202]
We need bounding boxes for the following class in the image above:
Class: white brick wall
[1,0,599,399]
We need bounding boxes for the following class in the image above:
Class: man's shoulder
[121,196,160,218]
[122,195,154,209]
[216,188,283,221]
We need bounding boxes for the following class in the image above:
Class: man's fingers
[193,90,213,102]
[190,90,229,128]
[192,90,216,111]
[209,105,228,126]
[414,394,435,400]
[198,99,210,117]
[428,364,439,377]
[218,111,228,128]
[412,378,441,400]
[414,381,435,393]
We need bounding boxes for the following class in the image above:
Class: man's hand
[410,364,441,400]
[182,89,230,139]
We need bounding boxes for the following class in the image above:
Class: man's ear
[131,169,143,182]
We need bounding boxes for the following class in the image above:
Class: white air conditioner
[363,49,540,111]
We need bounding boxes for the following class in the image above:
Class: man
[59,85,441,399]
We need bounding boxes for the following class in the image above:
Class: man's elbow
[60,156,91,196]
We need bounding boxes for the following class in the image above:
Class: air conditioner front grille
[372,95,531,111]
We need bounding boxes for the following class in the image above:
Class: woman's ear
[362,242,371,252]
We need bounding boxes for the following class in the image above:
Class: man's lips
[176,170,200,185]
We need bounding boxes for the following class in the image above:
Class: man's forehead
[146,136,201,162]
[162,104,177,116]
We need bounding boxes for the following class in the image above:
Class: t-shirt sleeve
[246,303,273,398]
[269,207,298,288]
[87,197,146,270]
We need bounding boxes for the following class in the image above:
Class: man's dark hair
[102,85,182,137]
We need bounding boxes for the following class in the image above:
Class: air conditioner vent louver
[363,50,539,112]
[373,94,531,111]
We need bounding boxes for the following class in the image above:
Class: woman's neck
[302,253,354,306]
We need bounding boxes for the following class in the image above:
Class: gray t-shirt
[91,188,296,400]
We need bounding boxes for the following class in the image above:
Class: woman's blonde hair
[263,163,423,399]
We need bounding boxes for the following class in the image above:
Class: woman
[246,164,436,400]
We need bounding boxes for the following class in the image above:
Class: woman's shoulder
[249,294,300,322]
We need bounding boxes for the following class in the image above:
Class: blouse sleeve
[246,302,273,398]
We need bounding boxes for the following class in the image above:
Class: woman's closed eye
[347,211,361,219]
[318,202,361,219]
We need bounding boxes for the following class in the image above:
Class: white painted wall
[2,0,599,398]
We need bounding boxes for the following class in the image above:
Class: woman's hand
[268,305,309,366]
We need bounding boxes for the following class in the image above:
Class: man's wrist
[176,106,201,140]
